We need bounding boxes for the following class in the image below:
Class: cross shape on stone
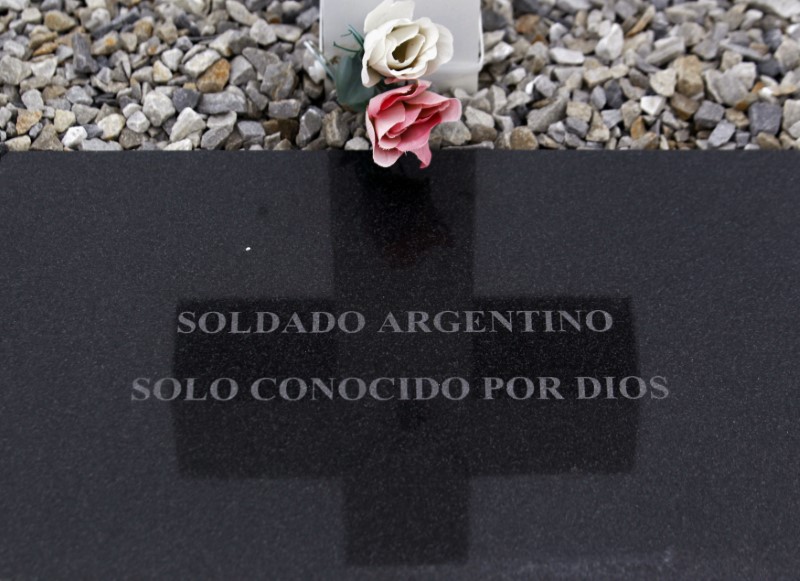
[171,156,639,566]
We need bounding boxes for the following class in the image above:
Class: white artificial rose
[360,0,454,87]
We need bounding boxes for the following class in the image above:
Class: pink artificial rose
[366,80,462,169]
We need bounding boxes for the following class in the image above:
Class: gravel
[1,0,800,151]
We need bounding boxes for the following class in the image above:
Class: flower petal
[429,24,454,71]
[390,60,428,81]
[367,87,407,120]
[388,106,421,136]
[366,110,377,146]
[411,142,432,169]
[407,91,450,107]
[415,18,440,53]
[379,135,401,148]
[439,97,462,123]
[387,23,419,48]
[373,145,404,168]
[367,84,407,117]
[362,31,387,87]
[375,102,407,139]
[387,33,425,69]
[364,0,416,33]
[396,114,441,151]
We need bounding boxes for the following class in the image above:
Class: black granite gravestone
[1,152,798,579]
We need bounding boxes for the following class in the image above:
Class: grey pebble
[297,107,323,147]
[183,50,221,79]
[22,90,44,111]
[83,124,103,139]
[0,56,31,86]
[261,62,297,100]
[71,34,98,75]
[250,20,277,46]
[0,108,12,127]
[646,37,686,66]
[708,120,736,148]
[464,106,495,130]
[344,136,370,151]
[322,109,349,148]
[62,126,88,148]
[436,121,471,146]
[590,86,607,111]
[173,89,201,113]
[565,117,589,138]
[749,102,783,135]
[237,120,265,145]
[784,100,800,130]
[694,101,725,129]
[245,81,269,111]
[198,89,247,115]
[735,131,752,147]
[143,91,176,127]
[602,109,623,128]
[268,99,302,120]
[66,86,93,106]
[230,56,256,85]
[81,138,123,151]
[704,70,749,106]
[527,95,567,132]
[31,125,62,151]
[171,108,206,142]
[73,105,99,125]
[126,111,150,133]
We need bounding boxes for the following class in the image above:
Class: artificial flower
[361,0,454,88]
[366,80,462,168]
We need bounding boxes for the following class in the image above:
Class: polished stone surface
[1,152,799,578]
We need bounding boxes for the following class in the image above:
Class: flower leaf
[347,25,366,48]
[333,53,379,112]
